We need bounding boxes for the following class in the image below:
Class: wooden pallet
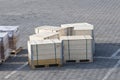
[10,47,23,55]
[31,64,62,69]
[28,58,62,69]
[64,59,93,63]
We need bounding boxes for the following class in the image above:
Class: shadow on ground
[0,43,120,71]
[95,43,120,57]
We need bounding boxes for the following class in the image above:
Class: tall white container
[28,39,62,66]
[0,32,9,61]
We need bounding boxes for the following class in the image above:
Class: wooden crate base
[10,47,23,55]
[64,59,93,63]
[31,64,62,69]
[28,58,62,69]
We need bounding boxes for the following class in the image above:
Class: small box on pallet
[0,32,10,62]
[28,39,63,69]
[60,35,93,63]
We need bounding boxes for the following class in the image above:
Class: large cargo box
[29,32,59,41]
[0,26,20,51]
[28,39,62,66]
[0,32,9,61]
[60,35,93,63]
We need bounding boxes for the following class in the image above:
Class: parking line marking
[4,62,28,79]
[102,59,120,80]
[94,56,111,59]
[111,49,120,58]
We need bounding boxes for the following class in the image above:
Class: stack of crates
[61,23,95,54]
[0,26,20,63]
[28,23,95,69]
[28,26,65,68]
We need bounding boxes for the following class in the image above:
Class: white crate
[60,35,93,61]
[61,23,95,54]
[28,39,62,60]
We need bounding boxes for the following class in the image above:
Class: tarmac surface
[0,0,120,80]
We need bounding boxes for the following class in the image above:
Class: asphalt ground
[0,0,120,80]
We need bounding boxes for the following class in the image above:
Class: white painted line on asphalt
[111,49,120,58]
[4,62,28,79]
[94,56,111,59]
[102,59,120,80]
[113,56,120,59]
[94,56,120,60]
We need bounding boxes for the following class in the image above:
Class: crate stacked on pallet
[0,26,21,55]
[60,35,93,63]
[0,32,10,63]
[28,39,62,69]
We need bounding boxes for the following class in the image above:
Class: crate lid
[35,26,61,31]
[61,23,81,28]
[74,23,94,30]
[0,26,19,31]
[61,23,94,30]
[28,39,61,45]
[60,35,92,40]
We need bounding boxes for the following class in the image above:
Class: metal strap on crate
[68,40,70,60]
[61,41,64,63]
[86,39,88,60]
[31,45,33,65]
[36,45,39,65]
[53,41,57,64]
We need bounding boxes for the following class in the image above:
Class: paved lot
[0,0,120,80]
